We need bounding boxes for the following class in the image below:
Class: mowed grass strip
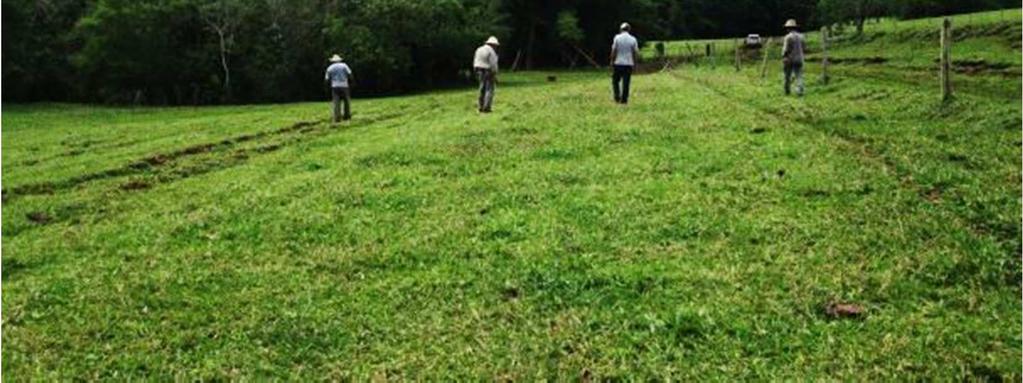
[3,57,1020,379]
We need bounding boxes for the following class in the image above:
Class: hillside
[2,10,1021,380]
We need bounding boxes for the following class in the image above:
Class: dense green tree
[1,0,1016,104]
[72,0,210,104]
[817,0,888,35]
[889,0,1017,19]
[2,0,90,102]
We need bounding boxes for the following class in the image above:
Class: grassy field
[3,11,1021,380]
[647,8,1022,93]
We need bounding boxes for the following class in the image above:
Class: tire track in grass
[3,105,438,284]
[669,69,1020,286]
[4,110,425,239]
[2,110,418,203]
[3,119,320,201]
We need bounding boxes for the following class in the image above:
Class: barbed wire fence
[646,8,1020,101]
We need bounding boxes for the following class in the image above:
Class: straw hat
[486,36,500,46]
[329,54,343,63]
[784,19,799,28]
[620,22,631,31]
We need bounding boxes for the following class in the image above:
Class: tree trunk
[216,27,231,102]
[511,50,522,72]
[572,45,601,69]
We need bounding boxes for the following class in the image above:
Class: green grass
[645,9,1022,70]
[3,10,1021,380]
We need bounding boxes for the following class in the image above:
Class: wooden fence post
[941,18,953,102]
[760,37,773,79]
[734,39,741,72]
[821,27,830,85]
[710,43,716,67]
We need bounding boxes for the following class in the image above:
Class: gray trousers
[784,62,804,96]
[476,68,495,112]
[331,87,351,122]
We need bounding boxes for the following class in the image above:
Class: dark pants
[476,68,496,112]
[612,65,633,104]
[784,61,804,96]
[331,87,351,122]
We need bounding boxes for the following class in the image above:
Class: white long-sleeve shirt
[473,45,499,72]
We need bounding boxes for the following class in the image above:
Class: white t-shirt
[612,32,639,67]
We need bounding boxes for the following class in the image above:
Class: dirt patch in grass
[235,133,260,143]
[132,154,171,170]
[824,302,866,320]
[957,61,1016,76]
[120,180,151,191]
[501,286,521,301]
[257,144,282,153]
[923,186,944,203]
[181,143,216,155]
[26,211,51,224]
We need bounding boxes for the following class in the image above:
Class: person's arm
[346,66,354,85]
[632,39,640,64]
[781,36,791,61]
[490,50,499,74]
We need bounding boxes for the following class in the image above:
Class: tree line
[2,0,1015,105]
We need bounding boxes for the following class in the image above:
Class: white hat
[486,36,500,46]
[784,19,798,28]
[329,54,343,62]
[620,22,631,31]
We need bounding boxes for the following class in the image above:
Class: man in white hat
[610,22,640,104]
[325,54,354,122]
[782,19,806,97]
[473,36,500,113]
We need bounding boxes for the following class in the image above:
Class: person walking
[325,54,354,122]
[782,19,806,97]
[473,36,500,113]
[610,22,639,104]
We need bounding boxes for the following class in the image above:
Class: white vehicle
[745,34,763,48]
